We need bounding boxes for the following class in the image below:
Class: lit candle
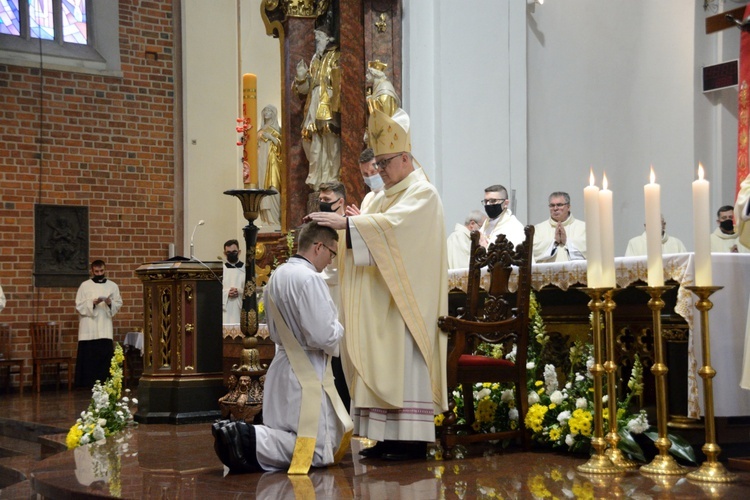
[599,172,615,288]
[644,167,664,287]
[584,169,602,288]
[242,73,258,187]
[692,163,712,286]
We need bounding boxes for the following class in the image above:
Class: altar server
[222,239,245,338]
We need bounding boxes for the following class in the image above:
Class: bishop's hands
[305,212,347,231]
[345,204,360,217]
[554,223,567,247]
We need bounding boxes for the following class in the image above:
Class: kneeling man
[213,222,352,474]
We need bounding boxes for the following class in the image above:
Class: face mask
[92,275,107,283]
[226,251,239,263]
[363,174,384,191]
[720,219,734,233]
[485,204,505,219]
[319,199,340,213]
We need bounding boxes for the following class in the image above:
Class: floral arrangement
[66,344,137,450]
[438,292,696,464]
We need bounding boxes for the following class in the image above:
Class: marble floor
[1,389,750,499]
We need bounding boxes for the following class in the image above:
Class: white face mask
[363,173,384,191]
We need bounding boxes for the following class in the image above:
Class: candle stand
[602,288,638,469]
[577,288,622,474]
[637,285,686,476]
[684,285,737,483]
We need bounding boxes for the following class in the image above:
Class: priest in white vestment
[710,205,748,253]
[309,107,449,461]
[447,210,485,269]
[533,192,586,263]
[479,184,525,249]
[222,239,245,339]
[736,175,750,389]
[625,217,687,256]
[212,223,352,474]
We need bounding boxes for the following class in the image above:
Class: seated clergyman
[212,222,352,474]
[533,191,586,263]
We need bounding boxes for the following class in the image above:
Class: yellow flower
[434,413,445,427]
[550,469,563,481]
[65,424,83,450]
[537,388,545,395]
[548,403,556,410]
[535,380,544,387]
[549,428,562,441]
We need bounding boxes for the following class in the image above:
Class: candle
[584,169,602,288]
[242,73,258,187]
[599,172,615,288]
[692,163,712,286]
[644,167,664,287]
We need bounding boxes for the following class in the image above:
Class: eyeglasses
[375,154,401,171]
[481,198,506,206]
[548,203,569,209]
[319,242,337,258]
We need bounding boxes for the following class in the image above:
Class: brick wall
[0,0,177,390]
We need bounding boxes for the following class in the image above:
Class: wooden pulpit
[134,260,224,423]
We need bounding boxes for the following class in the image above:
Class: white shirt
[447,223,472,269]
[75,279,122,341]
[624,232,687,257]
[222,262,245,327]
[710,227,749,253]
[480,209,526,249]
[533,216,587,263]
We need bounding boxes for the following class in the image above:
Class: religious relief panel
[33,204,89,287]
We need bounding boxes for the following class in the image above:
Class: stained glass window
[0,0,87,44]
[0,0,21,36]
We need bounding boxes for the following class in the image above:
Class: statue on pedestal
[294,28,341,189]
[366,60,400,117]
[257,105,282,228]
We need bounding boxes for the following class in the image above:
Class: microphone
[190,220,205,260]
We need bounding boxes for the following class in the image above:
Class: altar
[448,253,750,419]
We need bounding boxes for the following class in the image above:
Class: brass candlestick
[602,289,639,469]
[638,285,686,476]
[577,288,622,475]
[685,285,737,483]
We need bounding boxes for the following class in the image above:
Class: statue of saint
[257,104,282,228]
[366,60,400,117]
[294,28,341,189]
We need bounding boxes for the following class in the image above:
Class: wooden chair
[438,226,535,456]
[0,323,24,395]
[30,322,74,393]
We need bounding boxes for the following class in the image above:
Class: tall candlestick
[584,169,602,288]
[599,172,615,288]
[242,73,258,187]
[692,164,712,286]
[644,167,664,287]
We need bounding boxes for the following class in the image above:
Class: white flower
[505,345,517,362]
[626,411,650,434]
[508,408,519,421]
[575,374,584,382]
[544,364,558,393]
[586,358,594,379]
[98,418,107,427]
[93,425,105,441]
[475,388,491,400]
[565,382,572,390]
[80,434,90,445]
[550,390,564,405]
[528,392,540,404]
[565,434,574,447]
[132,398,138,405]
[557,410,571,424]
[576,398,588,409]
[121,396,129,403]
[501,389,514,403]
[526,361,535,370]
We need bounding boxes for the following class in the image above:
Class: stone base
[135,375,225,424]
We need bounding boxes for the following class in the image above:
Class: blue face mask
[364,174,384,191]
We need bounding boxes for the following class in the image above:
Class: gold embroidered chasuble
[342,168,449,413]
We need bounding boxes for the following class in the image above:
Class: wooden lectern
[134,260,224,423]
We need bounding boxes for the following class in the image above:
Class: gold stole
[265,295,352,475]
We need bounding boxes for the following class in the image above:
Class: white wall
[403,0,528,233]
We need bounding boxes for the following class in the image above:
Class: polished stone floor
[1,389,750,498]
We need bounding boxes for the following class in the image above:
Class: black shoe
[220,422,261,474]
[211,420,232,467]
[358,441,388,458]
[236,422,262,473]
[381,441,427,461]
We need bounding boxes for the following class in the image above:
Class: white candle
[692,163,712,286]
[644,167,664,287]
[584,169,602,288]
[599,173,615,288]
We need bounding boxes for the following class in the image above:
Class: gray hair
[465,210,486,226]
[548,191,570,204]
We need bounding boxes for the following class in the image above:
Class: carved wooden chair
[438,226,535,456]
[30,322,74,393]
[0,323,24,395]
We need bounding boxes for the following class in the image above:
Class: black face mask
[92,275,107,283]
[485,204,505,219]
[720,219,734,233]
[319,199,341,213]
[226,251,239,263]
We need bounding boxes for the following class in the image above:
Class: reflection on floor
[1,389,750,498]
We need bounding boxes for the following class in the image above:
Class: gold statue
[294,28,341,189]
[257,104,282,228]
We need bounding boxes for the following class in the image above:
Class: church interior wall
[0,1,179,387]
